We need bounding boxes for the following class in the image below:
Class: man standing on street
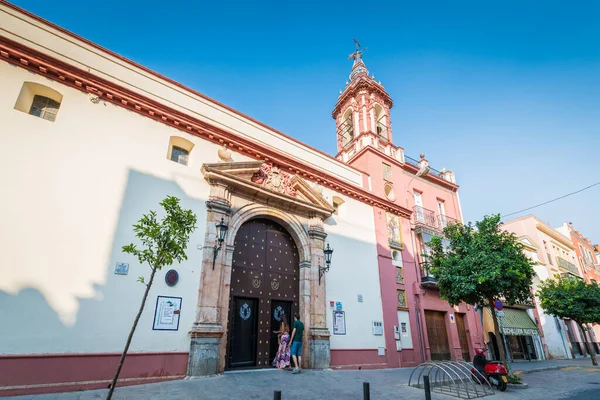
[289,313,304,374]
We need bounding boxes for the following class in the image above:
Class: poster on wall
[386,212,403,249]
[152,296,182,331]
[333,311,346,335]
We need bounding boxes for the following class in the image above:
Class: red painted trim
[0,352,188,396]
[0,35,412,219]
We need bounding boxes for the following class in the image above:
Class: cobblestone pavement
[9,360,599,400]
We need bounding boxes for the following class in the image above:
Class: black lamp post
[319,243,334,284]
[212,217,229,270]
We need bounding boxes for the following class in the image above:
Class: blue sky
[12,0,600,241]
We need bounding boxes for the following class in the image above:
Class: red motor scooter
[470,347,508,391]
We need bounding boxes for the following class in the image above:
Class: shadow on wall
[0,168,208,358]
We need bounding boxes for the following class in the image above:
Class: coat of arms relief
[251,163,297,197]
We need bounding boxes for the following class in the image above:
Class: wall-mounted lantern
[319,243,334,284]
[212,217,229,270]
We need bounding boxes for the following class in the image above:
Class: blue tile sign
[335,301,343,311]
[115,262,129,275]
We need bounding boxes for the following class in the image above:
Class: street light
[404,154,430,209]
[319,243,334,285]
[212,217,229,270]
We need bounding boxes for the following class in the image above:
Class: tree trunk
[488,298,507,364]
[106,267,158,400]
[578,322,598,367]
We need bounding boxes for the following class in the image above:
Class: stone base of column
[309,328,331,370]
[187,325,224,377]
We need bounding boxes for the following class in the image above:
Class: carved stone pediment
[201,161,334,219]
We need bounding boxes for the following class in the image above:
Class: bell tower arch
[332,41,401,164]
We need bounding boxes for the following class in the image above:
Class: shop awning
[485,307,539,336]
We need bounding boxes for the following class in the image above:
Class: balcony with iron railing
[420,261,438,288]
[412,206,460,234]
[557,256,580,276]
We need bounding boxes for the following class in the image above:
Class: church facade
[0,3,483,396]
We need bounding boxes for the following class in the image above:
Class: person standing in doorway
[289,313,304,374]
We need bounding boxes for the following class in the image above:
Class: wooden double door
[425,310,451,360]
[227,219,299,369]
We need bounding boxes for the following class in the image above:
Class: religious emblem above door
[201,161,334,219]
[227,218,299,369]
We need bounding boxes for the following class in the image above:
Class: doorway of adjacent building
[455,313,471,361]
[425,310,451,360]
[226,218,299,370]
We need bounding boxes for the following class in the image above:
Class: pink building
[331,49,484,367]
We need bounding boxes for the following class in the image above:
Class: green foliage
[537,275,600,325]
[123,196,198,280]
[426,214,535,308]
[507,373,522,384]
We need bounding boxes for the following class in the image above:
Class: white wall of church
[321,189,386,350]
[0,3,364,188]
[0,62,254,355]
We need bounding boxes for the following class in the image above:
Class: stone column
[188,185,231,376]
[307,217,331,369]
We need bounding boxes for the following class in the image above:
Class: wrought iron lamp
[319,243,334,284]
[212,217,229,270]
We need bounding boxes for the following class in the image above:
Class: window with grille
[29,95,60,121]
[170,146,189,165]
[547,253,553,265]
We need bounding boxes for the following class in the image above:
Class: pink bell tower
[332,41,404,165]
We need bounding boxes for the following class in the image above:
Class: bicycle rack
[408,361,495,398]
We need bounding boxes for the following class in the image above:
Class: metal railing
[409,361,494,399]
[413,206,460,231]
[376,122,388,141]
[557,256,579,276]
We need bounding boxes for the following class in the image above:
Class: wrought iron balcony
[557,256,580,276]
[413,206,460,234]
[420,262,438,288]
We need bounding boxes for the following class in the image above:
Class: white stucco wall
[0,3,363,187]
[0,62,255,355]
[532,265,571,359]
[321,189,385,350]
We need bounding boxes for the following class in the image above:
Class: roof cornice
[536,223,575,250]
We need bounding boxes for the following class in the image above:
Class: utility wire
[501,181,600,219]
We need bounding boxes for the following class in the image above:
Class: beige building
[502,215,588,360]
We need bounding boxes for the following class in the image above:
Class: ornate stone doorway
[226,218,299,369]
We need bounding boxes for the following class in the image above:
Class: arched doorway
[226,218,300,369]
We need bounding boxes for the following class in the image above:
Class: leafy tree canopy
[537,275,600,325]
[426,214,535,308]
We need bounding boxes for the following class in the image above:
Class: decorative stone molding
[251,163,297,197]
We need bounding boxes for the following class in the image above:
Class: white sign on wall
[152,296,182,331]
[333,311,346,335]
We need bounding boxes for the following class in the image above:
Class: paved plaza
[7,359,599,400]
